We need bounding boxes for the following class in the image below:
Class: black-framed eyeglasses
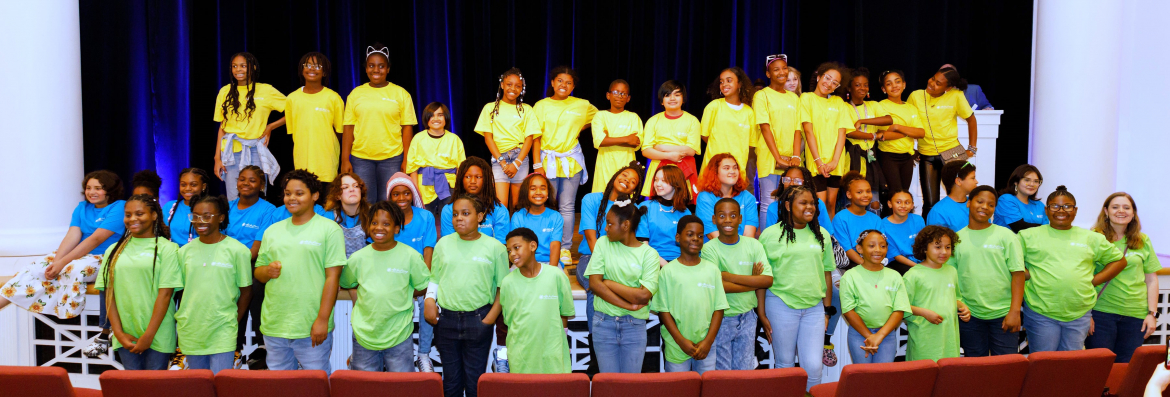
[1047,204,1075,212]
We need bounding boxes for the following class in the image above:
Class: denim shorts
[492,148,530,184]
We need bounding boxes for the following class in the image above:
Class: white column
[0,1,84,255]
[1029,0,1124,228]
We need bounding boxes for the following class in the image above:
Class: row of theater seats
[0,347,1163,397]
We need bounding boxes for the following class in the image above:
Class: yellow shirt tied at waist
[639,111,701,196]
[799,93,852,176]
[533,96,597,179]
[214,83,286,152]
[591,110,643,193]
[344,82,418,160]
[752,87,801,178]
[905,88,973,156]
[699,98,757,177]
[286,87,345,182]
[473,102,542,153]
[403,131,467,204]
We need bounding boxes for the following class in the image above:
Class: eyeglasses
[609,91,629,98]
[303,64,323,71]
[765,54,788,67]
[1047,204,1075,212]
[188,213,219,223]
[781,177,804,185]
[820,77,840,88]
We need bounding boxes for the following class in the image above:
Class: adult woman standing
[341,43,418,204]
[856,70,925,199]
[533,66,598,255]
[1086,193,1160,363]
[995,164,1049,232]
[213,52,285,201]
[905,68,977,217]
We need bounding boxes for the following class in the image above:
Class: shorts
[491,147,530,184]
[812,175,841,192]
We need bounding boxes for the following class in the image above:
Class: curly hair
[131,170,162,198]
[83,170,124,203]
[298,52,331,86]
[698,153,747,196]
[707,67,755,107]
[913,225,960,262]
[323,172,371,229]
[365,200,405,236]
[281,169,323,194]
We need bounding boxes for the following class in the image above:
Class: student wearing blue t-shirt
[510,174,564,268]
[323,173,373,258]
[832,172,882,266]
[578,162,644,333]
[926,161,977,231]
[638,165,692,266]
[440,157,510,244]
[877,190,925,274]
[764,167,834,237]
[696,154,758,241]
[385,173,440,372]
[994,164,1048,232]
[224,165,276,360]
[162,168,213,246]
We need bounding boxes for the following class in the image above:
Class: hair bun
[1056,185,1068,192]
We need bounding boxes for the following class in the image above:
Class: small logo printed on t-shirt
[411,236,424,243]
[737,261,753,267]
[810,244,820,249]
[934,105,954,110]
[387,268,410,274]
[947,283,955,289]
[539,294,558,300]
[566,111,582,116]
[300,240,322,246]
[314,107,329,112]
[982,244,1005,250]
[381,98,398,103]
[472,256,493,265]
[542,228,554,233]
[674,131,687,137]
[95,217,104,223]
[242,222,261,230]
[209,261,233,269]
[697,282,718,290]
[627,263,642,270]
[884,285,898,292]
[1069,242,1088,248]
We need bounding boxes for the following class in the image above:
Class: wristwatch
[496,156,508,164]
[1149,310,1160,319]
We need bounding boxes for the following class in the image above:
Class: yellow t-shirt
[699,98,757,177]
[343,82,418,160]
[403,131,467,204]
[591,110,643,193]
[752,87,801,178]
[842,100,888,176]
[798,93,852,176]
[214,83,286,152]
[905,89,973,156]
[285,87,345,182]
[533,97,598,178]
[877,99,924,155]
[473,101,541,153]
[638,112,701,196]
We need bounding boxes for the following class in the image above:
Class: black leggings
[919,154,946,218]
[878,150,915,193]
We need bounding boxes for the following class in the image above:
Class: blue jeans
[416,297,435,354]
[847,327,898,364]
[549,172,582,247]
[224,146,261,201]
[117,348,172,370]
[186,351,235,374]
[715,310,757,370]
[575,255,594,332]
[1021,303,1091,352]
[351,335,415,372]
[351,154,404,204]
[765,290,825,391]
[591,311,647,373]
[665,354,716,375]
[264,334,333,371]
[433,304,494,397]
[758,174,780,232]
[1085,310,1145,363]
[959,315,1019,357]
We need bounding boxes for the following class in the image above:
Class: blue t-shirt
[878,214,925,263]
[510,207,564,262]
[69,200,127,254]
[162,199,194,246]
[926,197,969,232]
[765,199,835,237]
[268,204,330,225]
[993,193,1049,229]
[696,190,759,239]
[832,208,882,252]
[578,192,614,256]
[226,198,276,250]
[440,202,510,245]
[396,207,437,256]
[636,200,691,261]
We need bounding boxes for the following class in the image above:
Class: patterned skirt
[1,251,102,319]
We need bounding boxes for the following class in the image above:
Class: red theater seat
[1018,348,1116,397]
[478,372,590,397]
[929,354,1029,397]
[0,365,102,397]
[591,372,701,397]
[330,370,443,397]
[214,369,330,397]
[701,368,807,397]
[1104,345,1165,397]
[99,369,215,397]
[808,359,939,397]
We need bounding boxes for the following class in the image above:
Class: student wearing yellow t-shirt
[841,68,888,196]
[700,67,757,179]
[800,62,852,216]
[286,52,344,190]
[905,68,977,216]
[640,80,701,199]
[533,66,597,251]
[340,43,418,204]
[591,79,643,194]
[753,55,803,232]
[856,70,926,200]
[474,68,541,209]
[404,102,467,216]
[213,52,286,201]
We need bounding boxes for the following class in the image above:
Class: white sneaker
[493,347,509,373]
[82,334,110,358]
[416,354,435,372]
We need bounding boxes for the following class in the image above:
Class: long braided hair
[101,194,171,310]
[169,168,214,227]
[220,52,259,120]
[595,160,646,231]
[490,68,527,121]
[777,185,826,251]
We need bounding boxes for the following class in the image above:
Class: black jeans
[918,153,947,218]
[959,315,1019,357]
[433,304,494,397]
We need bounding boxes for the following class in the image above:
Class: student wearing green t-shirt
[96,195,183,370]
[176,195,253,374]
[499,228,575,374]
[904,225,970,361]
[1020,186,1127,352]
[341,201,430,372]
[584,195,661,373]
[701,199,771,370]
[424,195,509,397]
[1085,193,1161,363]
[841,230,911,364]
[254,170,347,371]
[654,215,729,374]
[951,186,1024,357]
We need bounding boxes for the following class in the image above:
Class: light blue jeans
[765,290,825,391]
[591,311,647,373]
[758,174,780,232]
[715,310,757,370]
[350,335,414,372]
[576,255,594,332]
[416,297,435,355]
[847,327,898,364]
[550,172,582,247]
[664,353,717,374]
[1022,303,1091,352]
[351,154,404,203]
[186,351,234,374]
[264,334,333,371]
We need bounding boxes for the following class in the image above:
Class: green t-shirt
[432,233,510,312]
[758,224,835,309]
[96,237,183,353]
[903,264,961,362]
[649,259,729,364]
[1020,225,1124,322]
[255,215,347,339]
[340,243,431,350]
[700,236,770,316]
[500,264,576,374]
[583,240,661,320]
[1094,235,1162,319]
[840,266,912,328]
[175,236,253,355]
[949,225,1025,319]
